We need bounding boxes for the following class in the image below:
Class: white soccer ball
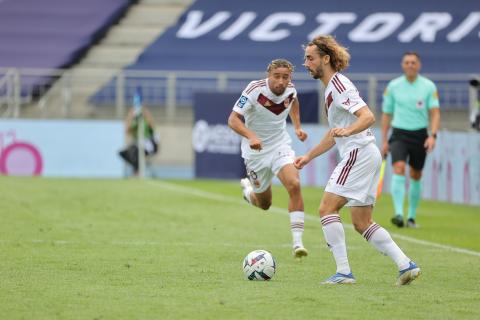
[243,249,276,281]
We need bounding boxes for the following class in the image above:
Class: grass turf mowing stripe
[148,180,480,258]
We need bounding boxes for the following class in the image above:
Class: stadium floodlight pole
[133,87,146,179]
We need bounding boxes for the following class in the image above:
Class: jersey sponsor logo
[257,93,292,115]
[237,95,248,108]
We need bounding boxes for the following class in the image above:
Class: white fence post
[368,75,377,114]
[116,71,125,119]
[166,73,176,120]
[217,73,227,92]
[12,69,20,118]
[62,71,72,117]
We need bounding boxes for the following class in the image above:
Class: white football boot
[240,178,253,204]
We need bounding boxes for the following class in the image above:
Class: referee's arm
[425,107,440,153]
[381,85,394,157]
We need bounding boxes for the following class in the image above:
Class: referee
[381,52,440,228]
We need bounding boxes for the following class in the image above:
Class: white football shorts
[244,144,295,193]
[325,142,382,206]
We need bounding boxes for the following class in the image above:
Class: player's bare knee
[410,170,422,180]
[393,162,406,175]
[318,198,340,216]
[318,204,335,216]
[286,178,301,195]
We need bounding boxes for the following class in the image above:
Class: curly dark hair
[307,35,350,72]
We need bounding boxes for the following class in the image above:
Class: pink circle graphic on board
[0,142,43,176]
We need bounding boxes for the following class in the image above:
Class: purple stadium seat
[0,0,130,95]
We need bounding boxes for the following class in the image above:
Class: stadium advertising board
[193,92,244,179]
[193,91,319,179]
[289,126,480,206]
[0,119,124,178]
[132,0,480,73]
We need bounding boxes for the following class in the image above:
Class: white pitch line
[150,180,480,258]
[0,239,296,248]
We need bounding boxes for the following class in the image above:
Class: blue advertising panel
[193,91,318,179]
[131,0,480,73]
[0,119,124,178]
[193,92,244,179]
[288,126,480,206]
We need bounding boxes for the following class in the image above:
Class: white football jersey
[324,73,375,157]
[233,78,297,159]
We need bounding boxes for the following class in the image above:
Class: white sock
[362,223,411,270]
[321,214,351,275]
[242,184,252,204]
[290,211,304,248]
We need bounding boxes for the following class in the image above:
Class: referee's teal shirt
[382,75,440,130]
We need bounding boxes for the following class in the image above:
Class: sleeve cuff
[350,104,366,114]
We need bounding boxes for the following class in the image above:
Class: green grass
[1,177,479,319]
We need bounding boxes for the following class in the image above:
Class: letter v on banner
[177,10,231,39]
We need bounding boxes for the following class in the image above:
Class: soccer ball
[242,250,276,281]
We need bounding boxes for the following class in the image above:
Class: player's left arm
[424,84,440,152]
[294,129,335,169]
[289,97,308,141]
[331,106,375,137]
[424,107,440,152]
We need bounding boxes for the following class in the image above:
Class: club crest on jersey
[248,170,260,187]
[416,100,425,109]
[237,95,248,108]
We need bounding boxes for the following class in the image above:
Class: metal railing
[0,67,478,120]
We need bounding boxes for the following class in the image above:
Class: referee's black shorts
[388,127,429,170]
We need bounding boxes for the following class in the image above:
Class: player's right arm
[294,129,336,169]
[228,111,262,150]
[229,84,264,150]
[289,97,308,142]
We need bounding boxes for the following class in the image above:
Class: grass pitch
[1,177,479,319]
